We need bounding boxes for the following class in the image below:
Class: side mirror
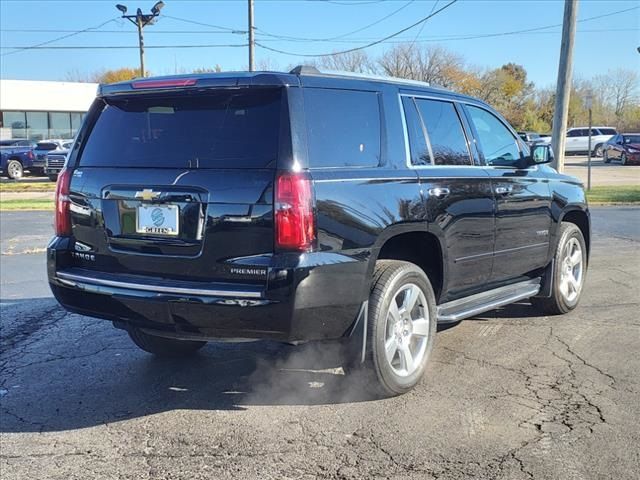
[527,144,553,166]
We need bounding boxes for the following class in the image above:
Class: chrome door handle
[495,186,513,195]
[428,187,450,199]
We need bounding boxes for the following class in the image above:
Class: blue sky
[1,0,638,87]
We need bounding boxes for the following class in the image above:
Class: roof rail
[288,64,435,89]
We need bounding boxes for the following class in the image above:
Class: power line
[0,28,242,34]
[408,0,439,50]
[256,0,459,57]
[160,14,244,33]
[256,0,416,42]
[1,17,119,57]
[254,3,639,44]
[0,44,249,50]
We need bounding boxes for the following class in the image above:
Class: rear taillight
[55,168,72,236]
[275,172,315,251]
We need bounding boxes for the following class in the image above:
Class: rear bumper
[47,237,368,342]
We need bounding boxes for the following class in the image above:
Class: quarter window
[401,97,430,166]
[466,106,521,167]
[304,88,381,168]
[415,99,471,166]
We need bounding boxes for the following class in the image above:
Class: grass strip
[0,181,56,192]
[0,199,54,211]
[586,185,640,204]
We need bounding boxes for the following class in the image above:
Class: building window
[49,112,72,139]
[26,112,48,141]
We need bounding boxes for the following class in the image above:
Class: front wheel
[350,260,437,397]
[603,151,611,163]
[6,160,23,179]
[48,174,58,182]
[621,153,628,166]
[128,327,206,357]
[532,222,587,315]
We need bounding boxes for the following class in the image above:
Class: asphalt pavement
[1,208,639,479]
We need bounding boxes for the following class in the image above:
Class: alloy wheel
[384,283,430,377]
[559,237,583,303]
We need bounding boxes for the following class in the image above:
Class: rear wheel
[348,260,437,397]
[6,160,23,179]
[532,222,587,315]
[128,327,206,357]
[593,144,604,157]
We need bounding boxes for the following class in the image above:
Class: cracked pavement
[1,207,639,479]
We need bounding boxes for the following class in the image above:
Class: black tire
[48,174,58,182]
[128,327,206,357]
[593,144,603,157]
[621,153,628,166]
[348,260,437,397]
[532,222,587,315]
[6,159,23,180]
[603,151,610,163]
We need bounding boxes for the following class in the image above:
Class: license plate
[136,204,179,236]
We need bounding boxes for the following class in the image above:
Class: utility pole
[248,0,255,71]
[116,2,165,77]
[550,0,579,172]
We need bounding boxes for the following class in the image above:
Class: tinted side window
[467,105,521,166]
[304,88,380,168]
[599,128,617,135]
[567,130,579,138]
[415,99,471,166]
[402,97,430,166]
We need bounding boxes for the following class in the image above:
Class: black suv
[48,67,590,396]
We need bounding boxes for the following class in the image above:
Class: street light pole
[136,13,145,78]
[585,91,593,191]
[116,2,165,78]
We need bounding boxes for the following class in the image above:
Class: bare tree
[315,50,377,74]
[593,68,639,120]
[378,44,466,88]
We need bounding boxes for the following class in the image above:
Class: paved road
[564,156,640,186]
[1,209,639,479]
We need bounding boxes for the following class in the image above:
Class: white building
[0,79,99,141]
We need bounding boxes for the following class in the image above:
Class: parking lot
[1,207,639,479]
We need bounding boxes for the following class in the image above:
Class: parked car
[47,68,590,396]
[33,139,72,173]
[0,143,38,179]
[565,127,618,156]
[517,131,543,148]
[604,133,640,165]
[44,147,71,181]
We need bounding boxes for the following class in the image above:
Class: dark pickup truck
[1,139,37,179]
[47,68,590,396]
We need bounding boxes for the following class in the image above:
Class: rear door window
[78,89,282,169]
[304,88,380,168]
[599,128,617,136]
[414,98,472,166]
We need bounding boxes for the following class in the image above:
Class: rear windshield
[79,89,282,169]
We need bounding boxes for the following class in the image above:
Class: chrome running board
[437,278,541,323]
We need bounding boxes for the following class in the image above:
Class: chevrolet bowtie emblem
[135,189,161,201]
